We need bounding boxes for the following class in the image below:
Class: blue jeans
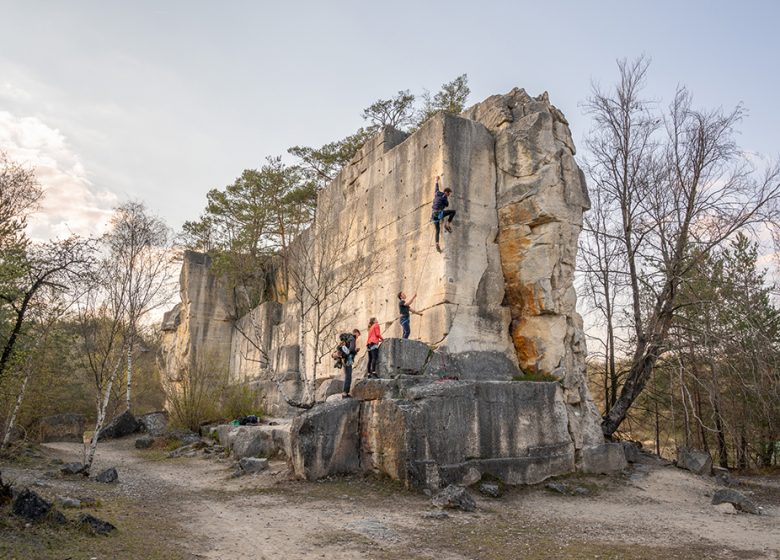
[400,316,410,339]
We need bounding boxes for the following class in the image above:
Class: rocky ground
[1,438,778,560]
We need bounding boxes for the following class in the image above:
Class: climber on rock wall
[398,292,422,339]
[431,175,456,252]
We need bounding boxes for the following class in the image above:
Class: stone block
[238,457,269,473]
[580,443,627,474]
[95,467,118,484]
[289,399,361,479]
[375,339,431,377]
[676,447,712,476]
[38,413,85,443]
[135,436,155,449]
[423,350,519,380]
[98,410,140,439]
[621,441,642,463]
[137,411,168,436]
[711,488,760,515]
[226,424,290,459]
[316,377,344,402]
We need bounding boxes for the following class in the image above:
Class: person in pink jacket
[366,317,383,378]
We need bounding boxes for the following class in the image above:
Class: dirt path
[3,439,779,560]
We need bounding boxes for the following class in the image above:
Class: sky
[1,0,779,241]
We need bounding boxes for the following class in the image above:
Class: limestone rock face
[289,378,595,489]
[160,251,235,386]
[162,87,610,484]
[464,88,603,448]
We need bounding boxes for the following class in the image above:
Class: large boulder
[676,447,712,476]
[315,378,344,402]
[137,411,168,436]
[289,399,361,480]
[375,339,432,377]
[217,423,291,459]
[290,380,578,489]
[431,485,476,512]
[38,413,85,443]
[712,488,760,515]
[580,443,627,474]
[12,489,51,521]
[98,410,140,439]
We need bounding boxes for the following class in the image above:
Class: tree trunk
[84,355,123,473]
[1,368,31,449]
[125,334,133,412]
[602,340,660,437]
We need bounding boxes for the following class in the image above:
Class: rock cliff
[162,88,615,485]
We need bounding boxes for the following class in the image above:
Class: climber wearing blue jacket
[431,175,455,252]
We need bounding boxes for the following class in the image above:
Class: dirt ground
[1,438,778,560]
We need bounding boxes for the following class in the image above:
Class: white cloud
[0,110,117,241]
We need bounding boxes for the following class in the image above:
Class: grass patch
[0,495,189,560]
[512,372,560,382]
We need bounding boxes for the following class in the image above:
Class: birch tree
[104,202,173,412]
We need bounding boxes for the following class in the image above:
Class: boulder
[580,443,627,474]
[98,410,140,439]
[711,488,760,515]
[238,457,269,473]
[676,447,712,476]
[78,513,116,534]
[289,399,361,480]
[222,424,290,459]
[12,489,51,521]
[422,510,449,520]
[431,485,476,512]
[135,435,155,449]
[60,462,86,475]
[621,441,642,463]
[461,467,481,487]
[137,411,168,436]
[168,441,205,458]
[479,482,502,498]
[316,378,344,402]
[375,339,431,377]
[57,496,82,508]
[95,467,118,484]
[38,413,85,443]
[423,350,519,380]
[712,466,731,486]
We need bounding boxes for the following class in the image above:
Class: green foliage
[361,90,416,130]
[416,74,471,127]
[164,355,263,432]
[288,127,375,188]
[512,372,560,382]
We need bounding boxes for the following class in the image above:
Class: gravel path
[2,438,777,560]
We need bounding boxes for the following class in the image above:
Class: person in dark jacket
[398,292,422,339]
[340,329,361,398]
[431,175,455,252]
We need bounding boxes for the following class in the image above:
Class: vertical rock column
[463,89,603,449]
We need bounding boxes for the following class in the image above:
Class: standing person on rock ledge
[431,175,456,252]
[398,292,422,339]
[338,329,361,398]
[366,317,383,378]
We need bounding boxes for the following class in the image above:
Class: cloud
[0,110,117,241]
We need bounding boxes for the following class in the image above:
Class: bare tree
[583,57,780,437]
[104,202,173,412]
[75,248,130,473]
[287,194,381,404]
